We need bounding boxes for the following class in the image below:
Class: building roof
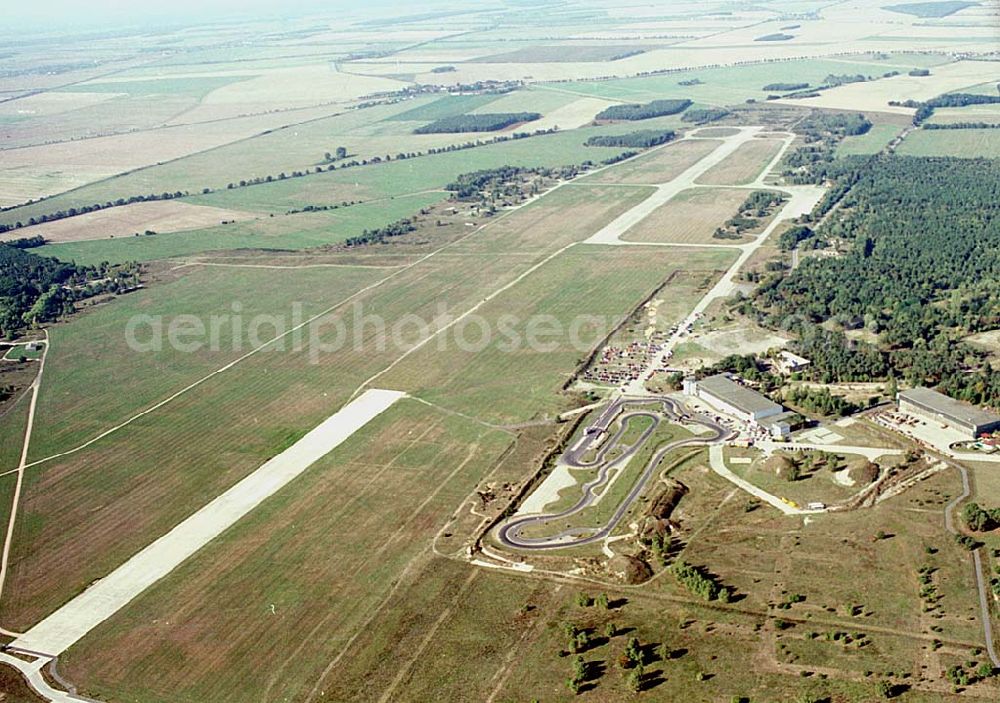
[779,350,810,366]
[898,387,1000,430]
[759,411,799,428]
[697,374,782,417]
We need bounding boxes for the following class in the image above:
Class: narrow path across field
[942,457,1000,668]
[0,330,48,633]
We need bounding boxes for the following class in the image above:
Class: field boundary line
[259,419,445,700]
[174,260,406,270]
[349,240,579,401]
[0,330,48,631]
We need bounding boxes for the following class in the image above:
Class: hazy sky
[6,0,362,31]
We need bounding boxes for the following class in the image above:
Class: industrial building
[684,373,790,437]
[897,387,1000,439]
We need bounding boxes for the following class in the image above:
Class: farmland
[583,138,722,185]
[0,1,997,702]
[696,138,784,185]
[34,192,446,265]
[620,187,750,245]
[0,201,258,244]
[897,128,1000,158]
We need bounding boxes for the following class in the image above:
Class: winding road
[497,397,732,550]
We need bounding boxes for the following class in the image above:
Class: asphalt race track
[497,396,732,550]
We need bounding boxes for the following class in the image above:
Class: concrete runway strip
[11,388,405,657]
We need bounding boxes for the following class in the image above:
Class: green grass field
[0,182,673,630]
[837,124,901,156]
[2,343,44,361]
[185,126,650,210]
[386,93,504,121]
[0,104,689,231]
[382,245,734,424]
[4,21,996,703]
[897,128,1000,157]
[57,399,515,703]
[35,192,445,265]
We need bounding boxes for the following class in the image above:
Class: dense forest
[584,129,675,148]
[0,245,140,337]
[681,108,730,124]
[595,99,692,121]
[750,155,1000,408]
[413,112,541,134]
[781,113,873,185]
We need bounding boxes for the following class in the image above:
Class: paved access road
[497,397,731,550]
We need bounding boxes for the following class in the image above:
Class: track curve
[497,396,733,550]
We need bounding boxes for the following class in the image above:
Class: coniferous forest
[749,155,1000,408]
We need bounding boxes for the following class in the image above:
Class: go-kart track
[496,397,732,550]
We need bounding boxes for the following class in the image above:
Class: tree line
[584,129,676,148]
[595,99,692,121]
[890,92,1000,125]
[413,112,542,134]
[0,126,562,235]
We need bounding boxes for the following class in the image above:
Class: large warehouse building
[685,374,790,436]
[897,387,1000,438]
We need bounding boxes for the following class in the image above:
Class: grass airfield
[0,0,998,701]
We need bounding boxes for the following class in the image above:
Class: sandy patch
[833,468,855,487]
[517,464,578,516]
[965,329,1000,361]
[2,201,259,243]
[695,326,790,357]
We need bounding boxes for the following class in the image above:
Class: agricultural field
[381,245,735,422]
[1,201,259,244]
[836,123,903,156]
[34,192,446,265]
[583,138,722,185]
[696,138,784,185]
[620,187,751,245]
[0,1,997,702]
[897,128,1000,158]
